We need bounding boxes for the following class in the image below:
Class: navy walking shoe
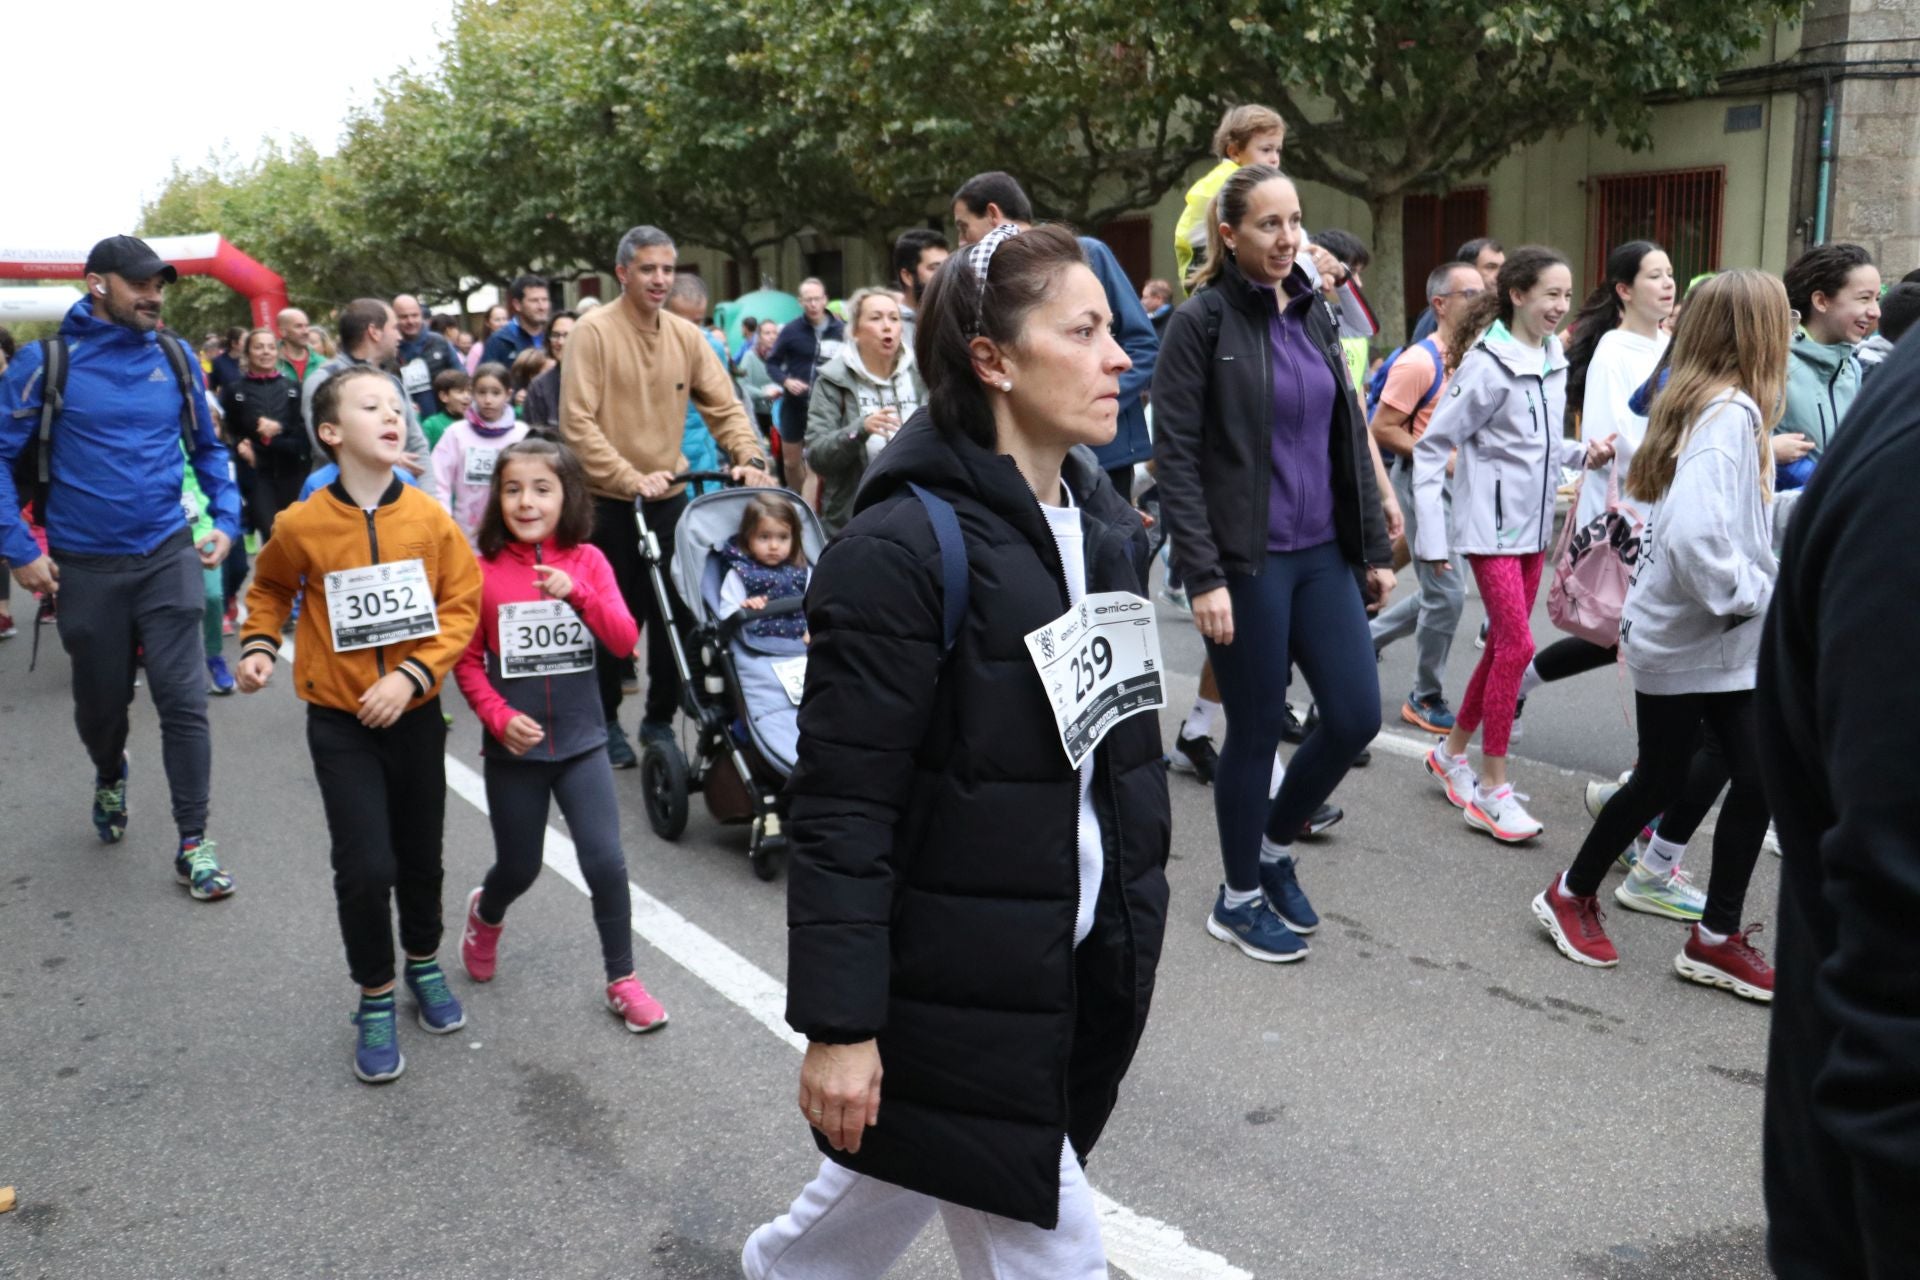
[404,959,467,1034]
[352,995,405,1084]
[1205,888,1309,963]
[1259,855,1320,935]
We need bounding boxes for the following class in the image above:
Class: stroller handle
[635,470,748,508]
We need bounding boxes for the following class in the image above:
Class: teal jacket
[1779,333,1861,461]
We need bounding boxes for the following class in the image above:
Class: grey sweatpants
[1369,462,1465,703]
[54,528,212,839]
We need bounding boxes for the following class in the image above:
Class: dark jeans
[1566,689,1767,935]
[306,699,448,989]
[590,492,688,726]
[254,467,307,539]
[54,528,211,838]
[1205,542,1381,892]
[479,752,635,981]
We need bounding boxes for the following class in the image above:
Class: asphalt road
[1,563,1778,1280]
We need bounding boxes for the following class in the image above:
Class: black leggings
[590,493,688,726]
[307,699,448,989]
[1532,635,1615,682]
[478,752,634,981]
[1566,690,1768,935]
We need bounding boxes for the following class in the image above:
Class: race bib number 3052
[1023,592,1165,767]
[498,599,594,678]
[324,560,439,652]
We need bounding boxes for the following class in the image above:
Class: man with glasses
[1367,260,1484,733]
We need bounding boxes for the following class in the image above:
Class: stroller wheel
[641,739,690,840]
[750,835,786,882]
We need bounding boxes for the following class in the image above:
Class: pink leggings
[1456,552,1544,758]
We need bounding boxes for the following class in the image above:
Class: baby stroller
[636,473,826,881]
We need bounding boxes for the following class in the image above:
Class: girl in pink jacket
[452,438,667,1033]
[432,362,529,545]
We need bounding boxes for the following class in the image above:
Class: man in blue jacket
[952,171,1157,498]
[0,236,241,901]
[479,274,550,368]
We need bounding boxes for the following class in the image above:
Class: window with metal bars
[1587,168,1724,292]
[1401,189,1489,335]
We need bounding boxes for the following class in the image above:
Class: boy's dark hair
[916,223,1088,451]
[476,438,595,557]
[338,298,390,352]
[310,367,395,462]
[893,228,950,290]
[1878,282,1920,345]
[472,361,512,390]
[1313,228,1370,272]
[1784,242,1874,316]
[952,171,1033,224]
[0,325,15,362]
[1902,267,1920,286]
[507,274,548,306]
[549,308,578,326]
[738,493,808,567]
[428,313,462,337]
[432,367,472,400]
[741,315,758,334]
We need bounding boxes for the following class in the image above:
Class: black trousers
[589,493,687,726]
[1533,635,1615,682]
[306,699,448,988]
[254,466,307,539]
[1566,689,1768,935]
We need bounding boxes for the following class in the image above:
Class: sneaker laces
[357,1005,396,1047]
[1724,924,1769,962]
[1574,895,1609,940]
[96,778,127,810]
[179,839,222,881]
[411,966,454,1006]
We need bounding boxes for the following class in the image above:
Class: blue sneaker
[404,959,467,1034]
[1259,855,1320,934]
[605,721,638,770]
[174,835,235,900]
[352,997,405,1084]
[1401,693,1456,733]
[206,655,236,696]
[1205,888,1309,963]
[92,753,129,844]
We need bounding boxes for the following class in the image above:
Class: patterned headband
[966,223,1022,330]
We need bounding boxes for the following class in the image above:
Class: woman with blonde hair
[1532,269,1789,1002]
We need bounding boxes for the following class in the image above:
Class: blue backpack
[1364,337,1444,423]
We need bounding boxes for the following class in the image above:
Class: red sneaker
[1531,876,1619,967]
[1675,924,1773,1003]
[606,976,668,1033]
[460,887,503,982]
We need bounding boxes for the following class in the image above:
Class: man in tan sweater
[561,224,774,766]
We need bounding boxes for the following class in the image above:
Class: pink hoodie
[432,410,529,545]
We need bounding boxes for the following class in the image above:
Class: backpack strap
[154,330,203,454]
[34,337,67,491]
[907,482,968,655]
[1410,338,1445,415]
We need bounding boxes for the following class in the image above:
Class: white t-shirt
[1576,327,1669,530]
[1039,486,1105,948]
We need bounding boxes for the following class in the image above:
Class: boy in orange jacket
[236,366,482,1084]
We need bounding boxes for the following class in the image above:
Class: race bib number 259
[1023,592,1165,767]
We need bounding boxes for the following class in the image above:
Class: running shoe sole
[607,996,670,1034]
[1424,753,1473,810]
[1204,914,1308,963]
[1400,703,1453,735]
[1465,803,1541,843]
[1613,880,1703,922]
[353,1053,407,1084]
[1674,952,1772,1003]
[174,869,236,901]
[414,1004,467,1035]
[1300,808,1344,837]
[1530,891,1618,968]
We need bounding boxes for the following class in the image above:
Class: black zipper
[363,508,386,676]
[1494,479,1504,532]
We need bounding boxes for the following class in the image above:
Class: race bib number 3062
[1023,592,1165,767]
[324,560,439,652]
[499,599,594,678]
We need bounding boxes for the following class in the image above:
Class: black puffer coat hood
[784,409,1171,1228]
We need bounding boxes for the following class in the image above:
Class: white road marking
[441,753,1253,1280]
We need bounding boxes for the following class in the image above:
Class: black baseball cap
[83,235,179,284]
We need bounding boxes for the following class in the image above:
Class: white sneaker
[1614,863,1707,921]
[1268,752,1286,800]
[1584,779,1621,820]
[1763,822,1782,858]
[1424,744,1476,810]
[1465,784,1543,843]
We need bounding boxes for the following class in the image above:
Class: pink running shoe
[460,887,504,982]
[607,976,668,1033]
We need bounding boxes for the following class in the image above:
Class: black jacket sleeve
[784,516,945,1043]
[1149,301,1224,595]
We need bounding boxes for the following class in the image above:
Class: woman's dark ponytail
[1564,240,1660,410]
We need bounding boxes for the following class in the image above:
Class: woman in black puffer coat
[217,326,309,537]
[742,224,1171,1278]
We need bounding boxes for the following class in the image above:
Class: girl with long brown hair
[1533,269,1789,1002]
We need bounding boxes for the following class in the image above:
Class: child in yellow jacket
[1173,104,1286,287]
[237,366,482,1085]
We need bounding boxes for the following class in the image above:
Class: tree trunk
[1365,189,1408,350]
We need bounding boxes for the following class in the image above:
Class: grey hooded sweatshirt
[1619,390,1777,695]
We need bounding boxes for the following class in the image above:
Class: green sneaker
[174,836,236,901]
[92,754,129,844]
[1613,863,1705,922]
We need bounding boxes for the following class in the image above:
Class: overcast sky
[2,3,450,249]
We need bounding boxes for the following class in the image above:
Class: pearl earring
[999,380,1012,391]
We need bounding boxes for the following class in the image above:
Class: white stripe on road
[441,753,1253,1280]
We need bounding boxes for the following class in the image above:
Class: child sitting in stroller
[716,495,811,640]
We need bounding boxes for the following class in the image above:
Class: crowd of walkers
[4,93,1918,1276]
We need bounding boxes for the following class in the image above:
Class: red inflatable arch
[0,234,290,330]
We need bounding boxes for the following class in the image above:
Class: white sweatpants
[740,1141,1106,1279]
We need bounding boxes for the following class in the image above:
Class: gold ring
[809,1107,824,1116]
